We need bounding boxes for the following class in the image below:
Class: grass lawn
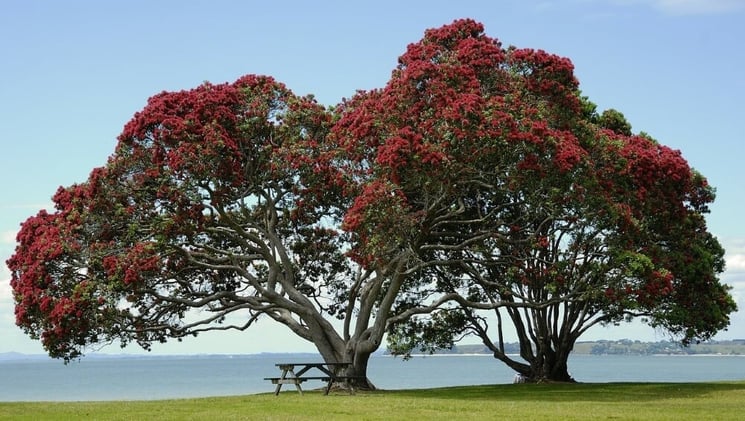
[1,382,743,420]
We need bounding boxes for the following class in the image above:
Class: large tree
[332,19,736,382]
[6,75,428,388]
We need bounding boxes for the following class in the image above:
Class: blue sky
[1,0,744,355]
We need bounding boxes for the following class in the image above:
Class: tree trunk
[309,329,376,390]
[485,312,578,383]
[530,353,574,383]
[345,345,376,390]
[292,264,405,392]
[513,340,576,383]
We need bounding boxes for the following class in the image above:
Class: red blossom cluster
[506,47,580,115]
[6,183,114,358]
[117,76,280,191]
[332,18,593,261]
[101,242,160,285]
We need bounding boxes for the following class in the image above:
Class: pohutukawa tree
[8,19,736,386]
[332,19,736,382]
[7,75,421,388]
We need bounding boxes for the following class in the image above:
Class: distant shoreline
[3,339,744,361]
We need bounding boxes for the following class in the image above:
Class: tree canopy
[9,75,347,360]
[7,19,736,384]
[338,19,735,381]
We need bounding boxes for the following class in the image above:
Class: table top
[274,362,351,378]
[275,362,351,367]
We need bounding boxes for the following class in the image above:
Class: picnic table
[264,362,364,395]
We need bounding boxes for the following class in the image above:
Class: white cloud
[653,0,745,14]
[719,258,745,339]
[1,269,17,325]
[727,253,745,272]
[1,260,13,290]
[723,237,745,273]
[721,245,744,306]
[578,0,745,15]
[1,230,17,245]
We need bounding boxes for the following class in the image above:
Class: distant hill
[0,352,51,361]
[393,340,745,356]
[573,339,745,355]
[4,340,744,361]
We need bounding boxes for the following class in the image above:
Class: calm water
[1,354,744,401]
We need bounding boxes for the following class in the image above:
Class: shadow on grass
[385,381,745,402]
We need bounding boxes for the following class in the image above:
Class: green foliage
[387,309,470,359]
[598,109,632,135]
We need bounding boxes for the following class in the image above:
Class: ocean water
[1,353,744,402]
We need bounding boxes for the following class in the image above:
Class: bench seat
[264,376,328,384]
[264,376,366,383]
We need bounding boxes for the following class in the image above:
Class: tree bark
[481,307,578,383]
[346,345,376,390]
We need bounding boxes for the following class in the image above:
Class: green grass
[2,382,744,420]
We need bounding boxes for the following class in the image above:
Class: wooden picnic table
[264,362,363,395]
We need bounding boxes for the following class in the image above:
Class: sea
[1,353,744,402]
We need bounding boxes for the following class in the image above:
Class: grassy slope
[1,382,744,420]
